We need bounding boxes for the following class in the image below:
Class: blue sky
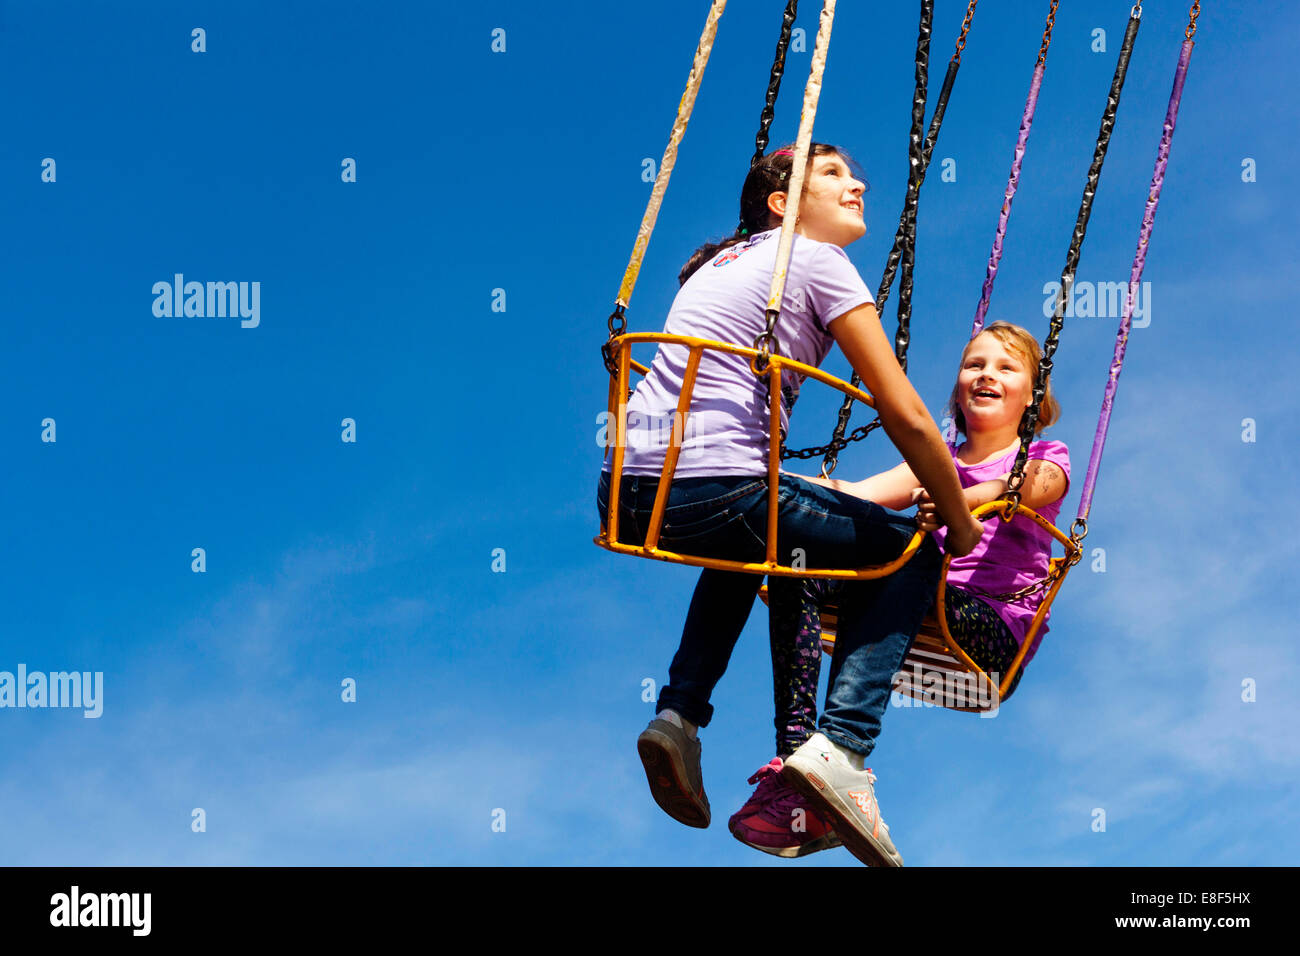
[1,0,1296,865]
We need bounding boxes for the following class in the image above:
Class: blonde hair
[948,321,1061,437]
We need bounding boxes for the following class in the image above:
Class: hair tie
[773,148,795,158]
[740,227,749,236]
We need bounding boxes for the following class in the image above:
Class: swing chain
[789,0,940,474]
[953,0,978,62]
[601,304,628,374]
[1037,0,1060,66]
[959,570,1056,605]
[749,0,801,180]
[961,507,1081,604]
[783,417,881,464]
[1185,1,1200,40]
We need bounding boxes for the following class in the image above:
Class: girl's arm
[970,460,1068,511]
[1014,459,1069,511]
[826,302,984,556]
[791,462,919,510]
[914,460,1067,531]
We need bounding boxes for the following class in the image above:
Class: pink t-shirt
[606,228,874,478]
[930,439,1071,668]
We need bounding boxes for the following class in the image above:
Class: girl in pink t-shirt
[731,321,1070,858]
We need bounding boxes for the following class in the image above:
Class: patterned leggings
[767,576,1024,756]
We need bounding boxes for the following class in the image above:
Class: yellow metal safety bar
[933,499,1081,703]
[763,498,1082,711]
[595,332,928,580]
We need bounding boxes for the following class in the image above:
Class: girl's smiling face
[956,332,1034,433]
[775,152,867,247]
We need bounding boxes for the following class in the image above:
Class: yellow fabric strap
[766,0,836,314]
[616,0,728,308]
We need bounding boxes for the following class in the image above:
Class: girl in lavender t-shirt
[731,322,1070,857]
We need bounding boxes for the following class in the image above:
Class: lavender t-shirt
[930,439,1072,668]
[606,228,874,478]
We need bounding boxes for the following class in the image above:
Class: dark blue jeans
[597,469,942,757]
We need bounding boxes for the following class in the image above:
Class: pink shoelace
[747,757,785,785]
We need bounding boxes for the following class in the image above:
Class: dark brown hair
[677,143,862,286]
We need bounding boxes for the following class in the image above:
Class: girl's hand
[912,486,984,556]
[945,516,986,558]
[911,487,941,533]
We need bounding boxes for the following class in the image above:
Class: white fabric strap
[766,0,837,315]
[617,0,728,308]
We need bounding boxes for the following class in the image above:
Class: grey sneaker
[637,716,710,828]
[782,732,903,867]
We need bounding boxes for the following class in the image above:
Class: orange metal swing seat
[594,331,930,581]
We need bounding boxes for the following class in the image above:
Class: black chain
[786,0,977,471]
[782,419,879,461]
[1006,9,1141,499]
[748,0,800,177]
[897,56,959,378]
[798,0,932,474]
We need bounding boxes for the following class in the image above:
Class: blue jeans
[596,470,942,757]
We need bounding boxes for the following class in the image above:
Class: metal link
[601,304,628,374]
[953,0,978,61]
[751,319,780,375]
[1037,0,1059,65]
[1186,1,1200,40]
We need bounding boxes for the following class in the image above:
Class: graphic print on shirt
[711,231,773,268]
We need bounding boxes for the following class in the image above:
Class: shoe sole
[781,761,903,867]
[729,821,843,859]
[637,728,710,829]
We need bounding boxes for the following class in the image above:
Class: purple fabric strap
[971,62,1045,337]
[1077,39,1194,522]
